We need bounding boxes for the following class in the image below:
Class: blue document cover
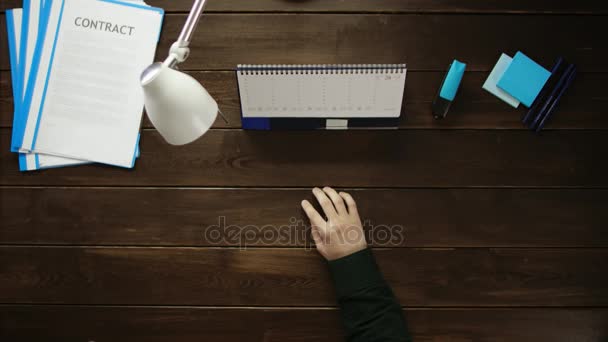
[5,0,161,171]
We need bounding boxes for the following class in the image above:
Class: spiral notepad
[236,64,407,130]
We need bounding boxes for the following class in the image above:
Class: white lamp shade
[141,63,218,146]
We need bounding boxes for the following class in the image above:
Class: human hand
[301,187,368,261]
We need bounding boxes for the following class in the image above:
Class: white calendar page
[237,64,407,118]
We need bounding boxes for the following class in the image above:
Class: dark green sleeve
[328,248,411,342]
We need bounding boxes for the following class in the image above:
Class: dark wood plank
[2,188,607,247]
[2,71,607,129]
[0,72,11,126]
[158,14,606,72]
[2,129,607,187]
[0,14,6,70]
[1,247,606,306]
[3,0,608,14]
[149,0,608,14]
[2,14,606,71]
[0,70,238,129]
[1,306,607,342]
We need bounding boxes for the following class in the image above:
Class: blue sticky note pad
[482,54,520,108]
[496,52,551,107]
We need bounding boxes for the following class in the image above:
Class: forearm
[329,248,410,342]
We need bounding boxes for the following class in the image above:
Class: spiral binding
[237,64,407,75]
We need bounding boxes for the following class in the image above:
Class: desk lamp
[140,0,225,145]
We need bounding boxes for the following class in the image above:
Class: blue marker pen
[432,60,466,119]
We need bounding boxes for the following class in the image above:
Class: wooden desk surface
[1,1,607,340]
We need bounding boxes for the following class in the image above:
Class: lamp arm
[177,0,209,46]
[163,0,210,68]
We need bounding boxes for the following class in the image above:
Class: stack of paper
[483,52,551,108]
[5,0,164,171]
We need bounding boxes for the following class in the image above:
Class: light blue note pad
[496,51,550,107]
[482,54,520,108]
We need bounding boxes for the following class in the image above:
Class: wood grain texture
[1,0,607,339]
[2,71,607,129]
[1,306,607,342]
[148,0,608,14]
[1,14,607,71]
[0,14,6,70]
[1,247,606,306]
[157,14,606,72]
[2,129,607,187]
[3,0,608,13]
[1,188,607,247]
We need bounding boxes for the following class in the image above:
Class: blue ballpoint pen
[523,57,564,125]
[536,65,577,132]
[530,64,575,130]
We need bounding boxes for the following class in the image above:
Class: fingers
[322,187,347,215]
[339,191,359,217]
[301,200,326,228]
[312,188,338,219]
[310,225,323,246]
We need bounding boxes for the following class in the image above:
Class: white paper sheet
[238,64,407,118]
[14,1,88,170]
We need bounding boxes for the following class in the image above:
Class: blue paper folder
[5,0,158,171]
